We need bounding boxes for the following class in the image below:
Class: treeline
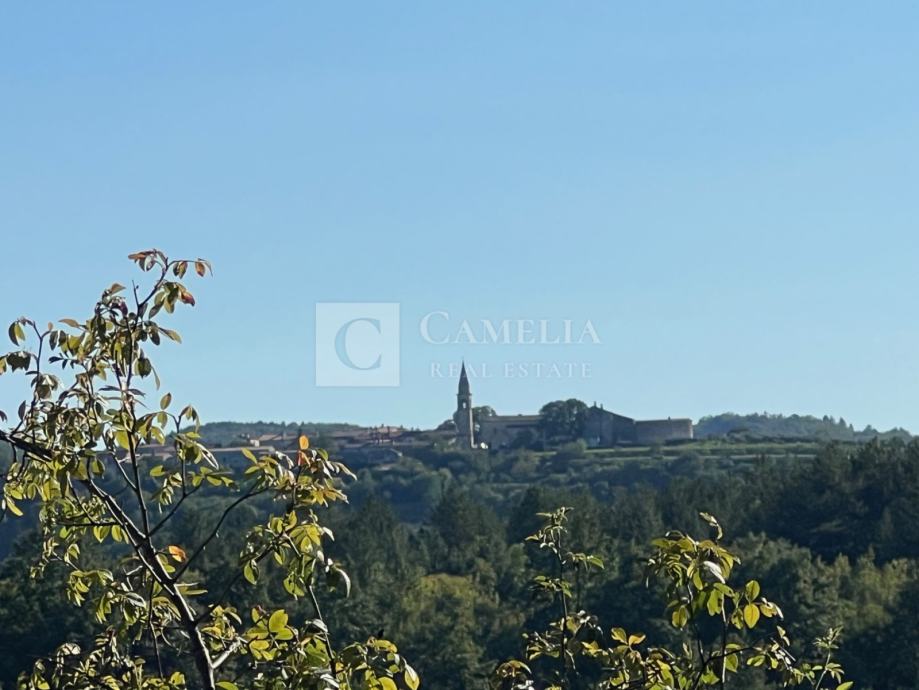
[329,439,919,689]
[188,421,362,447]
[186,411,914,452]
[1,439,918,688]
[695,412,912,442]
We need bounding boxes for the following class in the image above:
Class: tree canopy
[0,250,417,690]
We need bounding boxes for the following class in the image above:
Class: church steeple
[458,360,471,396]
[454,361,475,448]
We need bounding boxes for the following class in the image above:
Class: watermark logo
[430,360,593,379]
[419,312,600,345]
[315,303,400,387]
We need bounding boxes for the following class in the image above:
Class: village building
[451,362,693,449]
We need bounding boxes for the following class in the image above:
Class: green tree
[492,509,852,690]
[473,406,497,429]
[538,400,588,444]
[0,251,417,690]
[395,574,492,690]
[0,540,95,684]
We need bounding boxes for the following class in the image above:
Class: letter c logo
[335,318,383,370]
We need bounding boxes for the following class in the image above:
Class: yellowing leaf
[298,435,310,450]
[167,545,187,562]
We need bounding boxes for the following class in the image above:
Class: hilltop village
[450,362,692,449]
[147,365,693,469]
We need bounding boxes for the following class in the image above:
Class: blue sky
[1,3,918,431]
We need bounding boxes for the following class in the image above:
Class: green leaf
[243,562,258,585]
[379,678,397,690]
[136,357,152,377]
[268,609,288,634]
[217,682,238,690]
[8,321,25,345]
[4,496,23,517]
[837,682,854,690]
[743,603,760,629]
[724,652,739,673]
[699,511,724,539]
[160,393,172,410]
[114,430,130,450]
[702,560,725,583]
[706,590,721,616]
[326,564,351,597]
[404,666,420,690]
[745,580,761,600]
[671,605,689,628]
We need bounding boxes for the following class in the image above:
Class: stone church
[452,362,693,449]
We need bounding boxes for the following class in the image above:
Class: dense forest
[694,413,911,442]
[2,435,919,688]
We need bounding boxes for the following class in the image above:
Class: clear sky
[1,4,918,432]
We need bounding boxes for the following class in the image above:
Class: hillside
[187,412,913,450]
[695,412,912,441]
[189,420,363,447]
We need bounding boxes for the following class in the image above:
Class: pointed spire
[454,359,474,447]
[458,360,471,396]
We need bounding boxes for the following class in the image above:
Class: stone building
[450,368,693,448]
[583,404,694,446]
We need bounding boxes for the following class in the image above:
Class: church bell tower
[454,361,475,448]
